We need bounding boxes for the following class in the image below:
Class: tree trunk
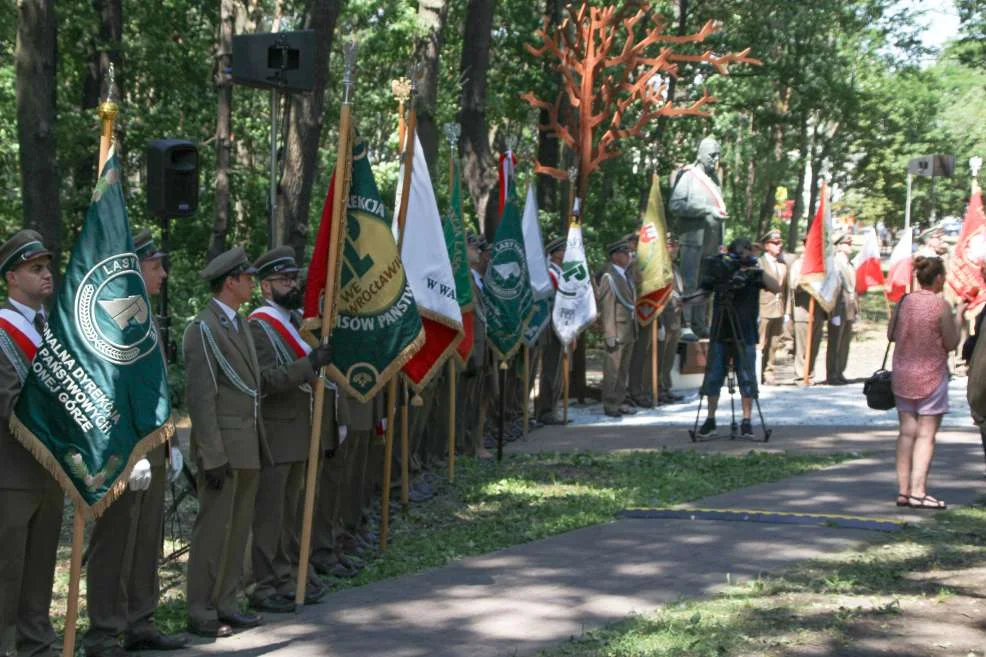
[536,0,564,225]
[414,0,448,173]
[74,0,122,219]
[272,0,343,259]
[209,0,235,262]
[459,0,499,239]
[15,0,61,268]
[786,114,809,250]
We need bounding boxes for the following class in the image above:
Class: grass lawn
[50,448,852,637]
[534,502,986,657]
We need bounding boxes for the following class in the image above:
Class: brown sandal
[907,495,947,510]
[896,494,909,507]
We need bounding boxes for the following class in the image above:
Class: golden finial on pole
[97,64,119,174]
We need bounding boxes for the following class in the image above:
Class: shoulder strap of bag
[883,293,908,370]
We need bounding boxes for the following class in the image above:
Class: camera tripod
[688,289,772,443]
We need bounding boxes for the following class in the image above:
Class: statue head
[696,137,720,175]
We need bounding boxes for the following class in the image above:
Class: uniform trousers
[186,468,259,624]
[252,461,307,599]
[0,480,62,657]
[793,315,824,381]
[659,326,682,391]
[85,464,166,650]
[602,340,634,412]
[535,330,564,420]
[309,447,348,567]
[826,319,854,381]
[628,325,654,404]
[759,316,785,381]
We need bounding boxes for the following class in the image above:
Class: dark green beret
[133,229,166,261]
[0,230,51,277]
[199,246,257,282]
[253,246,299,280]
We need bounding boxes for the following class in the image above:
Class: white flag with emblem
[394,130,463,389]
[552,221,597,348]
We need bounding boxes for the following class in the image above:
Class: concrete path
[159,426,985,657]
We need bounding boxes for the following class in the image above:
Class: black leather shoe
[604,409,622,418]
[186,620,233,638]
[124,629,188,651]
[304,584,328,605]
[218,612,262,628]
[250,594,296,613]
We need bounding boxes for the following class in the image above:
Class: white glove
[784,314,791,325]
[168,447,183,484]
[658,326,666,341]
[832,315,842,327]
[129,458,152,491]
[605,336,617,349]
[338,425,349,445]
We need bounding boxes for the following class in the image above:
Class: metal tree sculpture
[522,2,760,203]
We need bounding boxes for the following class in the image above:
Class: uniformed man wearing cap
[757,230,788,386]
[182,246,333,637]
[826,229,858,385]
[623,231,654,407]
[84,230,187,657]
[245,247,347,612]
[598,239,638,417]
[786,239,825,384]
[0,230,62,657]
[535,236,566,424]
[462,232,492,457]
[657,233,685,403]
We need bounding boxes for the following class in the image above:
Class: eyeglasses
[267,276,299,286]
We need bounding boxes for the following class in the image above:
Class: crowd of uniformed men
[1,212,927,656]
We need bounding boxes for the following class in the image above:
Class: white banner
[552,222,597,347]
[522,184,553,300]
[395,131,462,329]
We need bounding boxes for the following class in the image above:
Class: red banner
[947,187,986,314]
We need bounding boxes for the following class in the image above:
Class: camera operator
[696,237,781,438]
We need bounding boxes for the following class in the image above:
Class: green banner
[442,155,474,364]
[324,139,424,401]
[483,181,533,360]
[522,297,551,347]
[11,154,172,517]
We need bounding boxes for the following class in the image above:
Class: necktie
[34,313,46,335]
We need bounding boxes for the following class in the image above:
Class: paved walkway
[156,425,985,657]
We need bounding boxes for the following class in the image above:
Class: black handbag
[864,297,903,411]
[863,340,895,410]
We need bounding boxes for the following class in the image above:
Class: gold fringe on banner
[9,414,176,520]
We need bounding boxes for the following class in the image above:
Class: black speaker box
[232,31,315,92]
[146,139,199,218]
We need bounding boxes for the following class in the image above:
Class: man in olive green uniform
[657,234,685,403]
[182,247,331,637]
[0,231,61,657]
[246,247,337,612]
[624,232,654,408]
[757,230,788,386]
[598,239,638,417]
[462,233,492,457]
[787,243,825,384]
[535,237,566,423]
[826,230,858,385]
[84,231,187,657]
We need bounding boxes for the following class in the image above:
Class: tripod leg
[722,299,770,441]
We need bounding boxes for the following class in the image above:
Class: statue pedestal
[671,339,763,391]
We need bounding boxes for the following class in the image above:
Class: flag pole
[497,359,507,462]
[803,297,815,386]
[650,321,658,407]
[562,348,570,424]
[380,378,397,550]
[444,123,461,482]
[447,360,456,481]
[522,345,530,437]
[392,70,418,511]
[296,40,357,606]
[66,66,121,657]
[62,506,86,657]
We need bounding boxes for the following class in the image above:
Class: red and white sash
[0,308,42,361]
[248,306,311,357]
